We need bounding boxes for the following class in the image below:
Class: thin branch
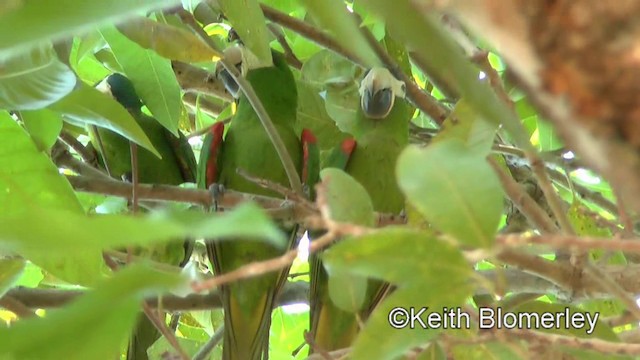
[182,93,224,118]
[181,8,304,196]
[0,295,37,318]
[53,141,113,181]
[141,302,189,360]
[58,130,97,165]
[5,281,309,311]
[488,158,558,233]
[267,23,303,70]
[193,325,224,360]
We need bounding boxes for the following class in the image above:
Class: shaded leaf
[0,203,286,255]
[20,109,63,152]
[100,25,182,136]
[301,49,360,87]
[296,80,348,150]
[328,272,367,313]
[0,46,76,110]
[219,0,272,67]
[397,140,503,248]
[434,99,498,156]
[320,168,374,226]
[49,82,160,157]
[0,258,25,297]
[452,342,526,360]
[0,264,183,360]
[302,0,380,67]
[0,0,180,57]
[117,17,221,63]
[325,84,360,136]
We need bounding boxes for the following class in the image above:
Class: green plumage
[199,51,301,360]
[92,73,196,360]
[310,72,410,352]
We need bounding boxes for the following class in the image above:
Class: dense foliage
[0,1,637,359]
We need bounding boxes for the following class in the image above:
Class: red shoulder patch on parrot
[301,129,317,183]
[206,122,225,187]
[340,138,357,157]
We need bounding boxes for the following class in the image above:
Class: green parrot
[198,45,317,360]
[309,67,409,352]
[93,73,197,360]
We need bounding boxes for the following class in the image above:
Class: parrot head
[359,67,406,119]
[96,73,143,110]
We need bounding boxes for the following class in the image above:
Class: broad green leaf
[20,109,63,152]
[323,228,468,285]
[325,84,360,136]
[49,82,160,157]
[0,258,25,297]
[0,203,286,255]
[301,0,380,67]
[328,271,367,313]
[0,111,82,214]
[358,0,531,150]
[0,111,102,285]
[100,25,182,136]
[270,307,308,360]
[417,343,447,360]
[434,99,498,156]
[296,80,348,150]
[0,264,183,360]
[219,0,272,67]
[301,49,361,87]
[15,262,44,288]
[0,0,180,57]
[0,46,76,110]
[320,168,374,226]
[537,117,564,151]
[117,17,221,63]
[397,140,503,247]
[324,228,468,359]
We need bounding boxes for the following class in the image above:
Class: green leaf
[324,228,469,286]
[301,49,361,87]
[335,234,472,360]
[296,80,348,150]
[0,203,286,255]
[320,168,374,226]
[452,342,525,360]
[117,17,221,63]
[219,0,272,67]
[301,0,380,67]
[0,264,183,360]
[536,118,563,151]
[20,109,63,152]
[328,272,367,313]
[49,82,160,157]
[434,99,498,156]
[100,25,182,136]
[397,140,503,248]
[0,46,76,110]
[324,84,360,136]
[0,258,25,297]
[0,0,181,57]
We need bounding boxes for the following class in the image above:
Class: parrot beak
[361,86,394,119]
[359,68,406,119]
[216,46,244,99]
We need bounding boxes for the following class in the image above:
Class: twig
[182,93,225,118]
[141,302,189,360]
[58,130,97,165]
[193,325,225,360]
[5,281,309,311]
[488,158,558,233]
[130,142,139,213]
[304,331,334,360]
[267,23,303,70]
[181,8,304,196]
[236,167,309,204]
[186,116,232,139]
[497,234,640,253]
[0,295,37,318]
[583,263,640,321]
[53,142,112,181]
